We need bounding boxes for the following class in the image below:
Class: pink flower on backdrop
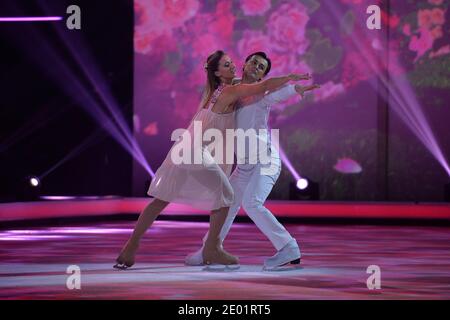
[429,0,443,5]
[313,81,345,102]
[268,55,313,116]
[418,9,433,29]
[381,11,400,29]
[135,31,156,54]
[213,0,236,42]
[430,45,450,58]
[431,25,443,40]
[269,53,296,76]
[340,0,375,6]
[162,0,200,26]
[430,8,446,25]
[417,8,446,30]
[237,30,271,60]
[342,51,373,88]
[134,0,171,57]
[135,31,178,57]
[340,0,363,5]
[333,158,362,174]
[240,0,271,16]
[269,52,313,77]
[183,1,236,58]
[134,1,148,26]
[143,122,159,136]
[265,53,313,120]
[134,0,199,55]
[191,33,223,59]
[402,24,411,36]
[268,2,310,55]
[409,27,434,62]
[343,27,405,85]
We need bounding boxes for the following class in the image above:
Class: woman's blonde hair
[199,50,225,110]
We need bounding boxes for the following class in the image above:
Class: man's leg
[241,159,295,251]
[217,165,252,241]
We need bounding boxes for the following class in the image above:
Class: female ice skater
[114,50,307,269]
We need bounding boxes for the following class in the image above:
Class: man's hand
[295,84,321,98]
[288,73,312,81]
[299,73,312,80]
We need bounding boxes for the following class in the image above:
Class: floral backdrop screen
[133,0,450,202]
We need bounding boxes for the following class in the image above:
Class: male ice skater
[186,52,320,269]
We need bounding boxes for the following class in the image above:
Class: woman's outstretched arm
[226,73,310,102]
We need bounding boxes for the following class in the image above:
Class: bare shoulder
[223,84,237,94]
[223,82,248,99]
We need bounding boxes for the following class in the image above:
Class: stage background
[133,0,450,202]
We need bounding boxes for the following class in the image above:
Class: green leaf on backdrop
[299,0,321,14]
[304,37,343,74]
[408,55,450,88]
[163,51,182,74]
[340,10,355,36]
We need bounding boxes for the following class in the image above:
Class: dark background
[0,0,134,201]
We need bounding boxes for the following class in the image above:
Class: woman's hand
[295,84,321,98]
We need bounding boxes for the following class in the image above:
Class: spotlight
[30,176,40,187]
[18,175,41,201]
[289,177,319,201]
[296,178,309,190]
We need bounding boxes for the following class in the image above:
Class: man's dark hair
[245,51,272,76]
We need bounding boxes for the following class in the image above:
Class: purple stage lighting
[277,145,299,180]
[9,11,155,178]
[324,1,450,178]
[0,17,62,22]
[35,2,155,177]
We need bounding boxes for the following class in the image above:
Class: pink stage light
[0,17,63,22]
[40,196,76,200]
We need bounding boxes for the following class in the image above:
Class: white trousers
[203,156,294,251]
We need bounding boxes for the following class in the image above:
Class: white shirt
[234,84,297,164]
